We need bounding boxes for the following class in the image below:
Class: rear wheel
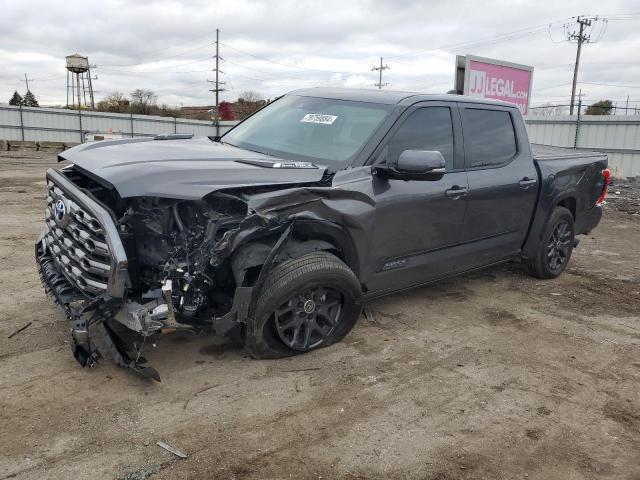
[524,206,575,279]
[245,251,362,359]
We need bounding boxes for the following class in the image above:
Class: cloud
[0,0,638,110]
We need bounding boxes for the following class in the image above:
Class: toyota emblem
[54,199,67,222]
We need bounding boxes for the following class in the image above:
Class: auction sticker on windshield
[301,113,338,125]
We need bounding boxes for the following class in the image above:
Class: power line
[385,19,573,62]
[223,71,273,83]
[536,61,640,69]
[100,42,214,67]
[223,58,283,76]
[583,12,640,20]
[580,81,640,89]
[220,42,357,74]
[220,19,568,67]
[99,56,213,73]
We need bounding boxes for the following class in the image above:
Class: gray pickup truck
[36,88,609,380]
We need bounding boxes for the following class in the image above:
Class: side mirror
[397,150,445,174]
[377,150,446,180]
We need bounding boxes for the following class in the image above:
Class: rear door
[456,104,538,269]
[366,102,469,294]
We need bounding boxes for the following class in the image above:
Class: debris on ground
[606,177,640,215]
[157,441,188,459]
[7,321,32,338]
[119,464,162,480]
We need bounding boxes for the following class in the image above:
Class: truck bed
[531,143,605,161]
[522,144,608,260]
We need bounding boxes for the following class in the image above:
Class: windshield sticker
[301,113,338,125]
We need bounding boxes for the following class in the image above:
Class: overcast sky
[1,0,639,111]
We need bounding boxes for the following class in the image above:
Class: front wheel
[245,252,363,359]
[524,206,575,279]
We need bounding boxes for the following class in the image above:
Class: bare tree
[530,103,566,117]
[235,90,266,119]
[130,89,157,115]
[97,92,130,113]
[238,90,264,103]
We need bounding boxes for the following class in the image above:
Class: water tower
[66,53,95,109]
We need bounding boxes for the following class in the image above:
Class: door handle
[519,177,537,189]
[445,185,469,199]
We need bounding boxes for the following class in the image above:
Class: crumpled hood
[59,137,328,200]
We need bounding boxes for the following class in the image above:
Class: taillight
[596,168,610,205]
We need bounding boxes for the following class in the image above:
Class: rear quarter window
[463,109,517,167]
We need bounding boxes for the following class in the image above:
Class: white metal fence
[524,115,640,177]
[0,104,237,143]
[1,104,638,177]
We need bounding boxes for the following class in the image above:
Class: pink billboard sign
[462,56,534,115]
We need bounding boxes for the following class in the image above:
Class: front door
[366,103,469,295]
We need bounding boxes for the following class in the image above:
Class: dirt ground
[0,151,639,480]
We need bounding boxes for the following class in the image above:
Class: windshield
[222,95,392,167]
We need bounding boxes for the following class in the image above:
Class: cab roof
[288,87,517,109]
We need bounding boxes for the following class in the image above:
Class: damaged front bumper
[36,228,262,382]
[36,232,164,381]
[37,169,167,380]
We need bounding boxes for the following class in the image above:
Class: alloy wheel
[273,287,343,351]
[546,220,572,271]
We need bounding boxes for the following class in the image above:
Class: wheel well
[230,233,349,288]
[557,197,576,219]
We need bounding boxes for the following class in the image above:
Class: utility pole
[372,57,390,89]
[568,16,594,115]
[207,28,225,137]
[625,95,630,115]
[24,73,30,92]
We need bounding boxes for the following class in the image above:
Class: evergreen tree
[9,91,23,106]
[23,90,39,107]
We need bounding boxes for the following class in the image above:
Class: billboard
[455,55,534,115]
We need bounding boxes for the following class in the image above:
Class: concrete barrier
[8,141,37,151]
[37,141,66,153]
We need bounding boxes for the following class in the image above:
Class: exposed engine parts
[117,194,250,330]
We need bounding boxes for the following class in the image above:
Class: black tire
[245,251,363,359]
[524,206,575,279]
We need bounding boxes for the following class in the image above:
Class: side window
[387,107,455,170]
[463,109,517,167]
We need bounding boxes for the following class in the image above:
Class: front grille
[41,169,128,298]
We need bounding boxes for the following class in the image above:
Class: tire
[245,251,363,359]
[524,206,575,279]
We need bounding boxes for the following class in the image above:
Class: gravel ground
[607,177,640,215]
[0,152,639,480]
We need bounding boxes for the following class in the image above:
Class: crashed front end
[36,166,255,381]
